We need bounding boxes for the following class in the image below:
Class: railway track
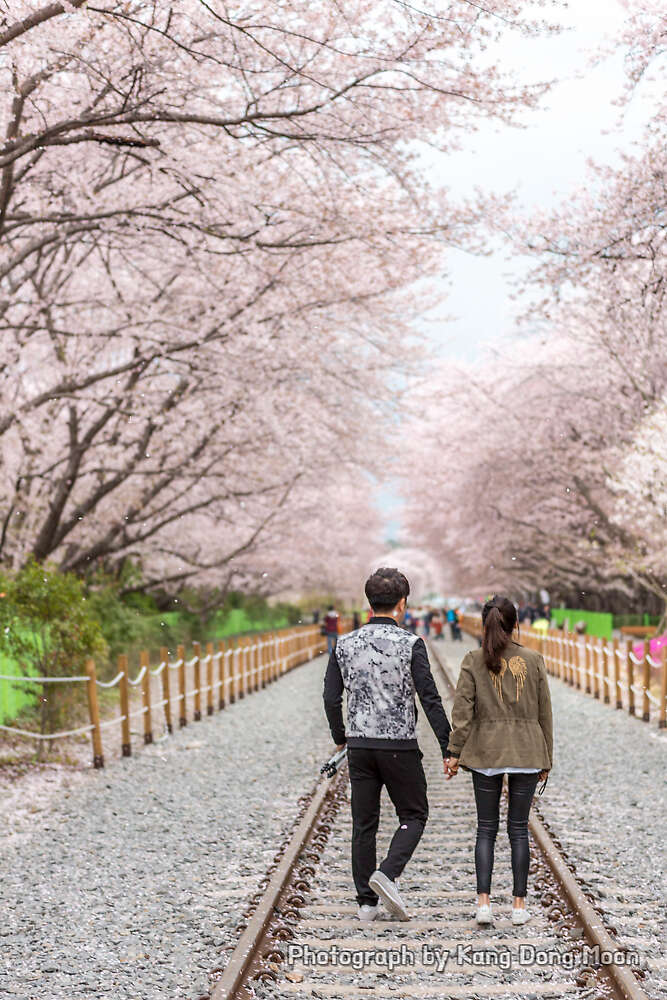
[209,643,650,1000]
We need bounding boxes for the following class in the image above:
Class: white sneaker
[476,903,494,925]
[511,906,531,925]
[368,870,409,921]
[358,903,379,922]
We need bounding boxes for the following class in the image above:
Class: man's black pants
[347,747,428,906]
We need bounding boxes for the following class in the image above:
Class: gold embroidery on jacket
[508,656,527,701]
[491,656,527,703]
[491,659,508,702]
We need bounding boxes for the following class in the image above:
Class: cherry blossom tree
[402,0,667,617]
[0,0,560,599]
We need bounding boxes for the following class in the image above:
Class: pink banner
[633,633,667,660]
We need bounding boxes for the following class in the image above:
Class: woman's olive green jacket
[446,641,553,770]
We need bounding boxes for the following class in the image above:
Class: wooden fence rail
[458,614,667,730]
[0,622,338,768]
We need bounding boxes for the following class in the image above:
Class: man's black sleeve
[323,648,346,746]
[411,638,451,757]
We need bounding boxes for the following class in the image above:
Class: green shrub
[0,561,107,744]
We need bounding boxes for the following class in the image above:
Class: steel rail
[210,765,347,1000]
[428,640,650,1000]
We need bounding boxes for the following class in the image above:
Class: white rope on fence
[127,665,147,686]
[0,673,87,683]
[127,705,148,720]
[98,714,127,729]
[168,658,183,671]
[150,661,167,676]
[185,657,198,668]
[646,654,664,668]
[96,670,125,688]
[628,651,645,665]
[0,721,94,739]
[645,691,660,707]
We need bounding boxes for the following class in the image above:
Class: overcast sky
[379,0,657,537]
[418,0,654,361]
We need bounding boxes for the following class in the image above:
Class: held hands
[538,769,549,781]
[444,757,459,779]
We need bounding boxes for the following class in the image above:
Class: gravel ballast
[0,654,335,1000]
[3,635,664,999]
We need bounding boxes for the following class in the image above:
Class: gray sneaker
[358,904,378,922]
[368,870,409,921]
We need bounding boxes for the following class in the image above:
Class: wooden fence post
[237,637,244,697]
[641,642,651,722]
[262,633,269,687]
[625,639,635,716]
[85,658,104,768]
[218,640,227,709]
[557,632,568,684]
[178,643,187,727]
[160,646,173,734]
[612,637,622,710]
[141,650,153,744]
[229,640,238,704]
[592,638,601,699]
[259,632,267,687]
[583,637,591,694]
[250,635,257,692]
[659,645,667,729]
[251,635,259,692]
[118,654,131,756]
[206,642,215,715]
[234,639,243,699]
[601,638,610,704]
[193,641,202,720]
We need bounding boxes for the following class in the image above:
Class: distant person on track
[444,595,553,927]
[446,607,462,641]
[323,605,340,654]
[323,567,452,923]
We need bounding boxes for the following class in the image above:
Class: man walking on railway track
[323,567,452,922]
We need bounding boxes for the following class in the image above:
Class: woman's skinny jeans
[472,771,539,897]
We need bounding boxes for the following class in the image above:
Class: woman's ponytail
[482,596,518,674]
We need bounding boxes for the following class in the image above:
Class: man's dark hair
[365,567,410,613]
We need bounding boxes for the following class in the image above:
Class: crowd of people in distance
[403,605,463,642]
[313,604,464,644]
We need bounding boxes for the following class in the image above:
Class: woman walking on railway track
[444,595,553,927]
